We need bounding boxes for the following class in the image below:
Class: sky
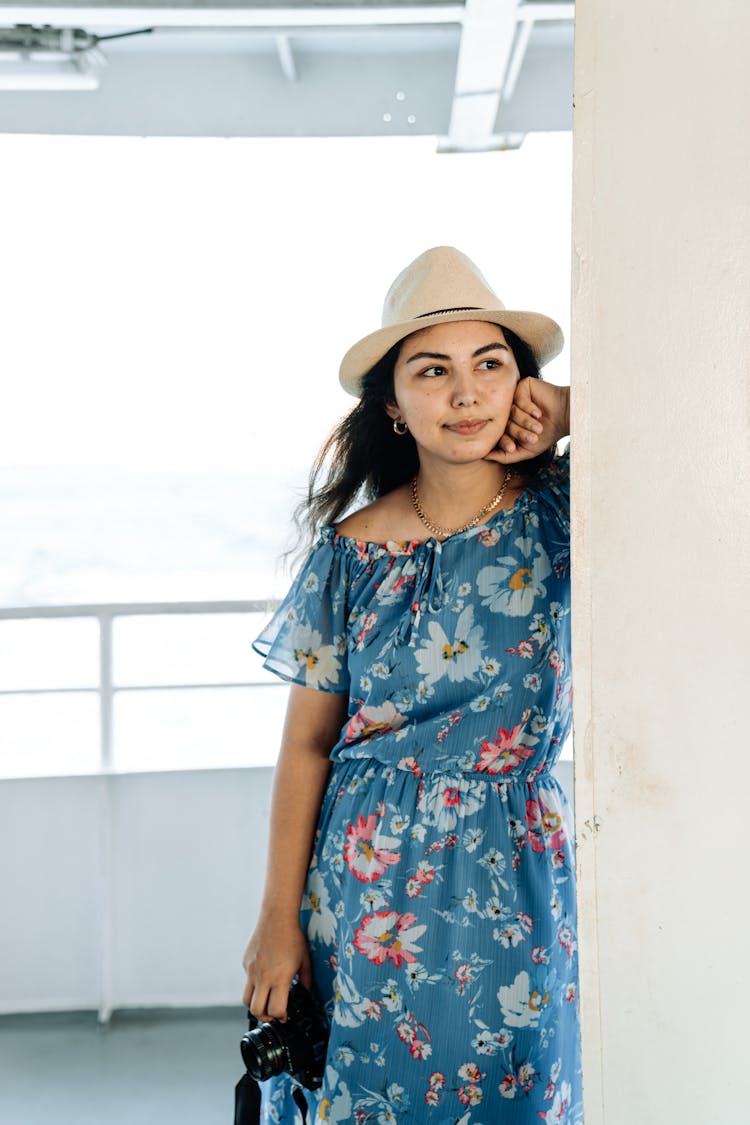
[2,131,572,477]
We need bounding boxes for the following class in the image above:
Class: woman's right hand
[241,914,313,1022]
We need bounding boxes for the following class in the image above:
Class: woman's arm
[241,683,348,1021]
[488,380,570,463]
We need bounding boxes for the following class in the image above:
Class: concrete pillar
[571,2,750,1121]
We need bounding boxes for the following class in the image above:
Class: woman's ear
[384,398,401,423]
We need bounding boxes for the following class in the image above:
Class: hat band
[414,306,483,319]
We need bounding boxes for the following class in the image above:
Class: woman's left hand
[486,380,570,464]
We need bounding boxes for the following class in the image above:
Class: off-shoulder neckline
[322,448,569,556]
[324,487,532,555]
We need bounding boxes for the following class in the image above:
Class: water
[0,466,302,776]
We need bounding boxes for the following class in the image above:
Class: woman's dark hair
[294,325,555,548]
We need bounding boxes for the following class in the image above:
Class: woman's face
[386,320,520,466]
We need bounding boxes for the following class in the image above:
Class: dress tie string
[395,539,444,646]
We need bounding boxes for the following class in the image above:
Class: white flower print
[415,680,435,704]
[417,775,487,831]
[343,701,406,745]
[539,1081,572,1124]
[477,538,553,617]
[303,869,336,945]
[470,695,491,712]
[375,558,417,604]
[462,827,485,853]
[319,1065,353,1124]
[530,613,550,643]
[497,970,550,1028]
[415,605,487,687]
[290,624,343,689]
[550,600,569,623]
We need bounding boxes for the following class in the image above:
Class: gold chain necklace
[410,468,513,540]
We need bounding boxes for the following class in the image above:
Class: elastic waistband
[331,754,560,786]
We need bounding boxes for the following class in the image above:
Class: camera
[240,979,328,1091]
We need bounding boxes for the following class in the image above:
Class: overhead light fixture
[0,24,153,92]
[0,25,104,91]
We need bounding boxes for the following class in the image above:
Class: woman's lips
[446,419,489,435]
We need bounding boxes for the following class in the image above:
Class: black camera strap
[292,1084,312,1122]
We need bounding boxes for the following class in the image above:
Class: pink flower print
[517,640,534,659]
[354,610,378,650]
[457,1062,482,1083]
[398,755,423,779]
[478,528,500,547]
[525,793,567,852]
[424,1089,440,1106]
[458,1084,483,1106]
[396,1020,416,1044]
[499,1074,518,1099]
[454,962,478,997]
[344,701,406,745]
[476,719,536,775]
[566,983,577,1002]
[353,910,426,968]
[344,815,401,884]
[548,648,563,676]
[531,946,550,964]
[518,1063,537,1092]
[406,860,436,900]
[558,926,577,959]
[517,912,534,934]
[429,1072,446,1091]
[364,999,382,1020]
[537,1081,571,1123]
[410,1038,432,1061]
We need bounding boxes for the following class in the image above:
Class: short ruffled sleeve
[253,530,350,694]
[535,443,570,530]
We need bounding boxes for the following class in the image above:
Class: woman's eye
[420,365,446,378]
[479,359,502,370]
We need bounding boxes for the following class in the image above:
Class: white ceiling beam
[518,2,574,21]
[502,11,532,102]
[0,6,466,30]
[275,33,296,82]
[443,0,521,153]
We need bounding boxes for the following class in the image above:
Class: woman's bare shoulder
[335,485,419,543]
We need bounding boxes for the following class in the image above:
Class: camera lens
[241,1024,290,1082]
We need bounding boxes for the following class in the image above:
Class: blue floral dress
[253,448,582,1125]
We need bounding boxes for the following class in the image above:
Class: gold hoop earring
[393,420,408,436]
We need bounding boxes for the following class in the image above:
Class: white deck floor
[0,1009,245,1125]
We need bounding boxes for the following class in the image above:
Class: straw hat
[339,246,564,397]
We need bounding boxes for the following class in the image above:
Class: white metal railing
[0,599,281,774]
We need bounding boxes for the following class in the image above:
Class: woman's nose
[451,370,479,408]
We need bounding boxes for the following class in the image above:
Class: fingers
[242,936,312,1022]
[244,969,295,1022]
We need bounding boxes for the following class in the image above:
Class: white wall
[0,770,273,1014]
[572,2,750,1122]
[0,762,575,1015]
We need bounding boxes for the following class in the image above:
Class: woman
[242,247,581,1124]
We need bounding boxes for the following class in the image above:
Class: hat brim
[339,309,564,397]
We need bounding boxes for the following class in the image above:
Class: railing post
[99,611,114,772]
[97,611,115,1022]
